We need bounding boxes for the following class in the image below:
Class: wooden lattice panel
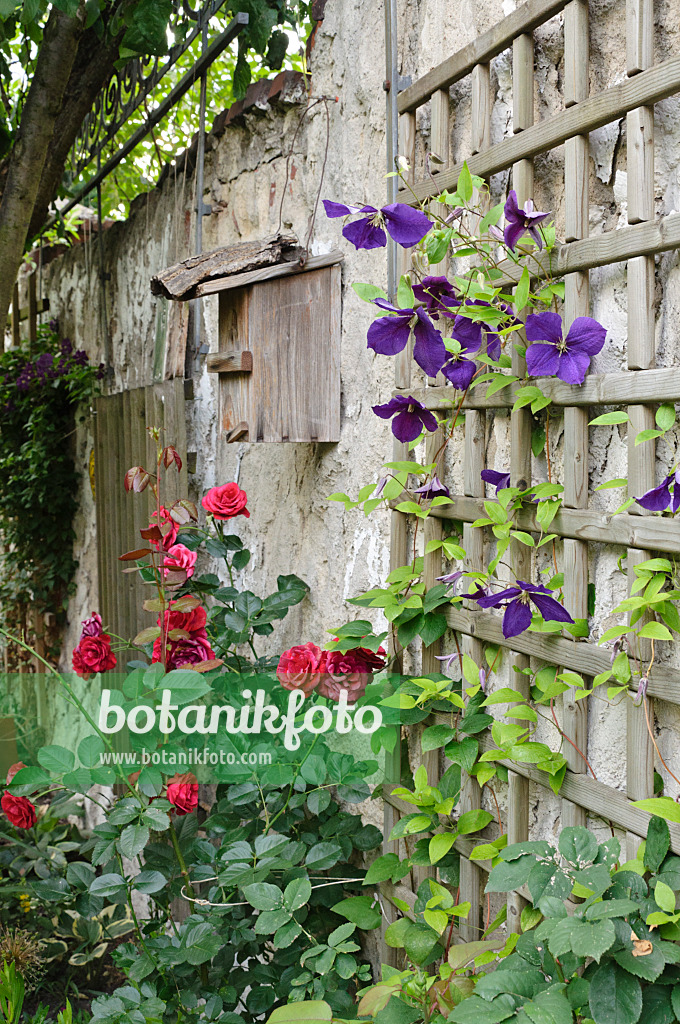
[381,0,680,960]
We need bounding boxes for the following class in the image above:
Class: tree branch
[26,26,123,241]
[0,3,86,330]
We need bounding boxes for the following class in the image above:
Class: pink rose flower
[277,643,325,696]
[202,483,249,520]
[162,543,197,580]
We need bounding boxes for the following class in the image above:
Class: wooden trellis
[381,0,680,961]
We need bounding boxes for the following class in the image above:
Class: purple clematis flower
[525,311,606,386]
[636,468,680,512]
[413,476,450,499]
[481,469,512,492]
[372,394,438,443]
[368,299,448,378]
[413,276,458,318]
[323,200,432,250]
[503,191,551,251]
[441,314,482,390]
[472,580,573,639]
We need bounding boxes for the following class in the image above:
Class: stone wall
[42,0,680,859]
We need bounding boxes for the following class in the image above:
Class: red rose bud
[1,792,37,828]
[80,612,104,638]
[201,483,249,520]
[6,762,26,785]
[148,506,179,550]
[166,773,198,815]
[277,643,325,696]
[72,634,117,678]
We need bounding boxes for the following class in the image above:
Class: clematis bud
[633,677,649,707]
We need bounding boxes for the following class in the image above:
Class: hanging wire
[276,94,338,267]
[181,874,364,908]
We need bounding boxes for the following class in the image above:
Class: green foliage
[8,688,379,1023]
[0,324,101,635]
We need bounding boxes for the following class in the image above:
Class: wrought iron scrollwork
[67,0,229,183]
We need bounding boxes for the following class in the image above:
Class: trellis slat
[626,0,656,859]
[403,363,680,409]
[416,493,680,556]
[443,604,680,704]
[560,0,590,830]
[458,62,491,942]
[382,109,416,966]
[507,35,534,932]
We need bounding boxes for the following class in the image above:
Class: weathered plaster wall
[43,0,680,867]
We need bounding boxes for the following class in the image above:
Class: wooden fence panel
[94,380,186,657]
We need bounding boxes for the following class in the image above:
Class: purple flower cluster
[14,339,98,392]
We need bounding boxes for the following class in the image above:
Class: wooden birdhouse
[151,235,343,443]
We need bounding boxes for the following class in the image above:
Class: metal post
[192,23,210,370]
[384,0,399,303]
[96,173,112,382]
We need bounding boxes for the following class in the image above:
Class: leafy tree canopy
[0,0,312,329]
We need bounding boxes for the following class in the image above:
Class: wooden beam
[206,349,253,374]
[402,56,680,202]
[194,250,344,298]
[6,296,49,329]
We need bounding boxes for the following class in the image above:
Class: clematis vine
[368,299,447,377]
[472,580,573,639]
[323,200,432,250]
[372,394,438,443]
[635,468,680,512]
[503,190,551,251]
[525,311,606,385]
